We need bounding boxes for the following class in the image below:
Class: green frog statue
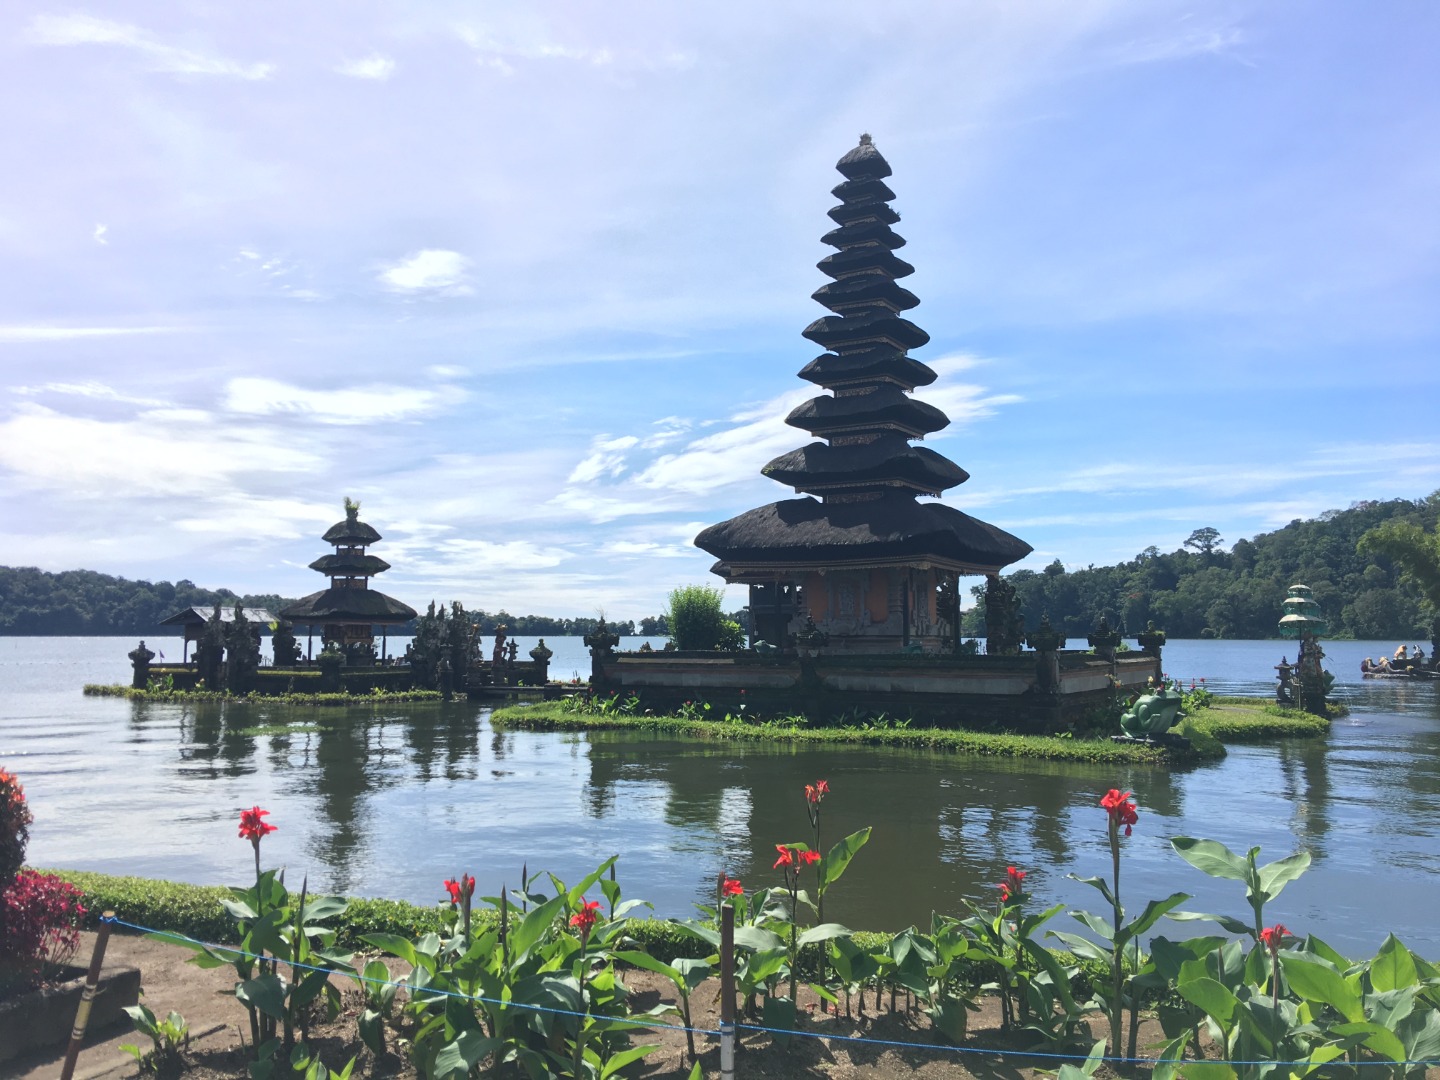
[1119,677,1185,739]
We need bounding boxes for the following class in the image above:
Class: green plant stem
[1109,822,1123,1061]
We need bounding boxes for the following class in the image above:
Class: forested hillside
[960,492,1440,640]
[3,492,1435,638]
[0,567,296,636]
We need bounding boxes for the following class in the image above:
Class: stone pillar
[529,639,554,685]
[1137,621,1166,669]
[128,640,155,689]
[584,618,620,686]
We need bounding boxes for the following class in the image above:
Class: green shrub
[666,584,743,651]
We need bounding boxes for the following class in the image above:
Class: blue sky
[2,2,1437,620]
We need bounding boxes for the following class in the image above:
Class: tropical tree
[1357,517,1440,640]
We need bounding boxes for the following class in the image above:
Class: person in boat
[1376,657,1393,673]
[1395,644,1409,662]
[1361,658,1373,674]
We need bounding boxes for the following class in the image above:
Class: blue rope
[102,916,1440,1068]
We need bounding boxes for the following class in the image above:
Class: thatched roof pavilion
[695,135,1031,652]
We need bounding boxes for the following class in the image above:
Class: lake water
[1,635,1435,959]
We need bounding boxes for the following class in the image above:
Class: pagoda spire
[764,134,963,501]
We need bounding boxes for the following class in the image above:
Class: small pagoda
[281,498,417,664]
[1277,583,1332,714]
[695,135,1032,653]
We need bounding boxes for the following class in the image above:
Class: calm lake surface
[1,635,1436,958]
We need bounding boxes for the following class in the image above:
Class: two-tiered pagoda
[281,498,417,663]
[695,135,1031,652]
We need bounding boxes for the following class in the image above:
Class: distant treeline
[0,567,296,636]
[0,566,689,639]
[3,493,1433,640]
[959,493,1440,641]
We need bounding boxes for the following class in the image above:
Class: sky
[2,2,1438,621]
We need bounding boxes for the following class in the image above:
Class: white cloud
[378,249,472,294]
[221,377,449,424]
[26,14,274,79]
[0,403,317,498]
[426,364,470,379]
[93,224,108,245]
[566,435,639,484]
[13,380,167,407]
[335,54,396,80]
[0,326,182,342]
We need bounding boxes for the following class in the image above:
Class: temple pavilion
[280,499,417,663]
[695,135,1032,653]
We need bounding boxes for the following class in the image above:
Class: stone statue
[492,625,508,666]
[1119,685,1184,739]
[984,575,1025,656]
[1088,615,1121,663]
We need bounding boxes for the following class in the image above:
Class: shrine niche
[695,135,1032,655]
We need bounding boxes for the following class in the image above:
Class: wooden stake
[60,911,115,1080]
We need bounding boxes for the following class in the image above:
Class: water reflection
[7,636,1440,956]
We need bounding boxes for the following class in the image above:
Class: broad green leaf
[1372,933,1419,992]
[1396,1005,1440,1061]
[1280,954,1364,1023]
[734,925,784,952]
[1150,1032,1191,1080]
[671,920,720,949]
[1176,977,1239,1026]
[1022,939,1081,1016]
[1330,1021,1407,1063]
[613,950,678,985]
[1115,892,1190,948]
[1171,837,1249,881]
[1179,1064,1238,1080]
[1069,909,1116,943]
[1048,930,1112,966]
[1255,849,1311,902]
[798,923,852,947]
[820,827,872,890]
[298,895,348,922]
[1165,909,1253,936]
[762,994,796,1044]
[359,932,417,967]
[1365,987,1416,1031]
[1055,1038,1106,1080]
[566,856,618,909]
[432,1032,499,1079]
[1299,934,1352,970]
[598,1044,660,1079]
[509,895,565,963]
[1067,873,1115,907]
[673,957,712,991]
[236,973,287,1021]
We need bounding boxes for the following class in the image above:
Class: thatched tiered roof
[695,135,1031,579]
[280,499,416,627]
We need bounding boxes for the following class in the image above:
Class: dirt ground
[19,930,1435,1080]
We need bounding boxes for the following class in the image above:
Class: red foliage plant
[0,870,87,993]
[0,768,32,890]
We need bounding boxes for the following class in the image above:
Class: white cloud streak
[335,54,396,80]
[26,14,274,79]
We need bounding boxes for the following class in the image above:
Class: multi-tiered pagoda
[281,498,417,664]
[695,135,1031,653]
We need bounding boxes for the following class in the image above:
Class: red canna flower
[444,879,461,904]
[798,849,821,866]
[805,779,830,804]
[998,865,1027,902]
[722,877,743,897]
[238,806,276,842]
[773,844,794,869]
[570,898,600,936]
[1260,924,1290,954]
[1099,789,1139,836]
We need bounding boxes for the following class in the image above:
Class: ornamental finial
[859,132,872,145]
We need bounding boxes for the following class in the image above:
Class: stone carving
[985,575,1025,656]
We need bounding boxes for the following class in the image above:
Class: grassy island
[489,696,1330,766]
[83,684,444,705]
[490,695,1336,765]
